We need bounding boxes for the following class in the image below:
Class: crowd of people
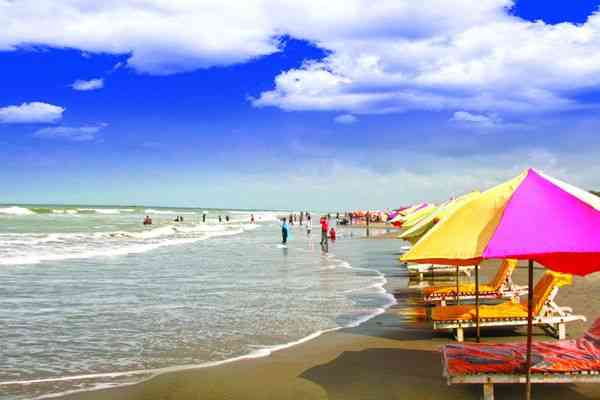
[143,212,252,226]
[143,211,341,253]
[280,212,337,251]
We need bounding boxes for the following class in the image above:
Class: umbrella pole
[456,265,460,305]
[475,264,480,343]
[525,260,533,400]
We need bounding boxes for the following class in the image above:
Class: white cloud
[71,78,104,91]
[0,0,516,77]
[34,123,108,141]
[451,111,500,127]
[334,114,357,124]
[0,0,283,75]
[4,1,600,115]
[0,102,64,123]
[252,2,600,114]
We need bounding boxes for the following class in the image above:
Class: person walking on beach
[250,214,255,224]
[281,218,289,244]
[306,214,312,236]
[320,216,329,252]
[225,215,230,223]
[299,211,304,226]
[202,213,206,223]
[218,215,222,223]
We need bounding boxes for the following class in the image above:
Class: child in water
[329,227,336,241]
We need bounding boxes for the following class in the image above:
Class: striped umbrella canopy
[401,168,600,400]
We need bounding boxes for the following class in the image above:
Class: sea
[0,204,402,399]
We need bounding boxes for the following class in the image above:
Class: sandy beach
[58,234,600,400]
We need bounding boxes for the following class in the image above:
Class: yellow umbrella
[398,204,437,229]
[400,191,480,245]
[401,172,524,265]
[389,204,423,223]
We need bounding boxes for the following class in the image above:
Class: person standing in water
[299,211,304,226]
[250,214,255,224]
[320,216,329,252]
[281,218,289,244]
[306,213,312,235]
[218,215,222,223]
[202,213,206,223]
[225,215,230,222]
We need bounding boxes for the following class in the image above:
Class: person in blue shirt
[281,218,289,244]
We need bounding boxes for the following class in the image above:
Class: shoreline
[7,229,397,400]
[31,237,600,400]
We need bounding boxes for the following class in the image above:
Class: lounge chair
[431,271,585,342]
[422,260,528,306]
[406,263,475,281]
[441,316,600,400]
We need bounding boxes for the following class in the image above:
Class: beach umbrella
[390,203,434,227]
[401,168,600,400]
[400,204,437,229]
[389,203,425,223]
[400,192,480,297]
[400,191,480,244]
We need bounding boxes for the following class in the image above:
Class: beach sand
[59,238,600,400]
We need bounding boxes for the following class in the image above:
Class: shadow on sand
[299,347,596,400]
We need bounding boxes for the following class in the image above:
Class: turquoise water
[0,205,400,399]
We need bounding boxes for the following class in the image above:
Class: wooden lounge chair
[422,260,528,306]
[431,271,585,342]
[441,316,600,400]
[406,263,475,281]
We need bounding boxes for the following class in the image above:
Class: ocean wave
[144,209,196,215]
[0,206,36,216]
[51,209,79,214]
[0,206,139,215]
[0,223,254,266]
[77,208,122,214]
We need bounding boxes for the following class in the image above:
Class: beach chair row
[417,260,590,399]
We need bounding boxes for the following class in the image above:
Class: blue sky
[2,0,600,209]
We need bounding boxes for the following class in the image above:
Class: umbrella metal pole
[456,265,460,305]
[525,260,534,400]
[475,264,480,343]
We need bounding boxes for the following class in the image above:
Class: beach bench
[422,260,527,306]
[406,263,475,281]
[441,316,600,399]
[431,272,585,342]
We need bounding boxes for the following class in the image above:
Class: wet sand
[60,243,600,400]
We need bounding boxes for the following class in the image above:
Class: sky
[2,0,600,210]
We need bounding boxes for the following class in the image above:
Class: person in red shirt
[329,227,336,241]
[320,216,329,251]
